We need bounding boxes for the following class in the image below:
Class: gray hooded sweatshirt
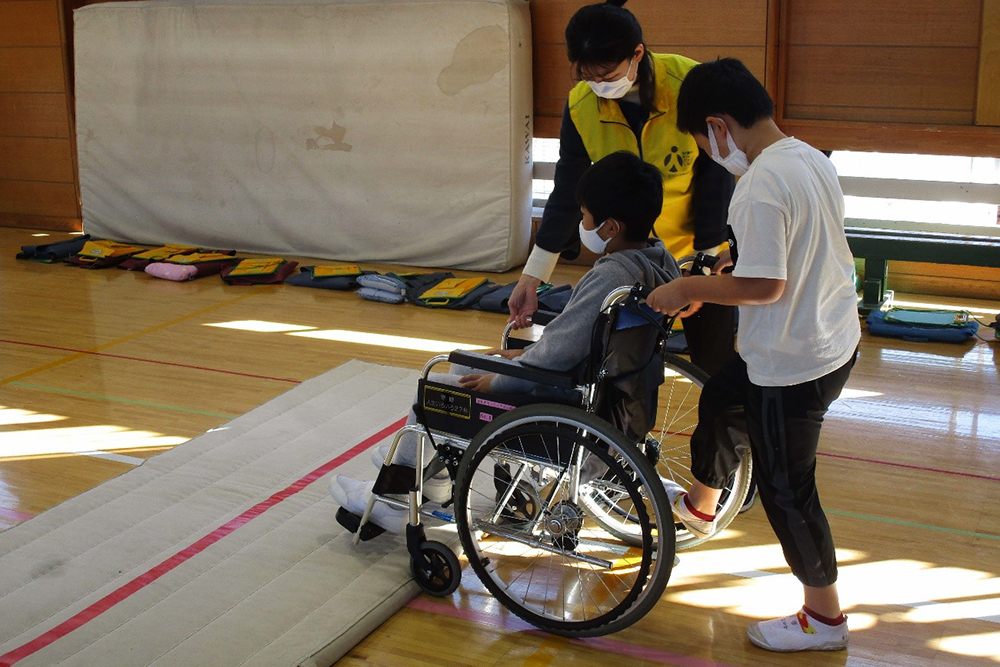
[492,241,681,394]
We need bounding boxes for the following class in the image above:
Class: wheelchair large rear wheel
[579,354,752,551]
[454,404,674,637]
[654,353,752,549]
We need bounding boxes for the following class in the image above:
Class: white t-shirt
[730,137,860,386]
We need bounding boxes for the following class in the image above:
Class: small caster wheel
[411,540,461,597]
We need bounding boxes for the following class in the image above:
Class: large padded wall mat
[75,0,532,271]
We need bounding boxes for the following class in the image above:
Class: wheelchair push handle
[600,283,656,313]
[618,283,682,339]
[690,252,720,275]
[630,283,653,301]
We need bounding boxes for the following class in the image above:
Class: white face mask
[586,56,636,100]
[579,219,612,254]
[707,121,750,176]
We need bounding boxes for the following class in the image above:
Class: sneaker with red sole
[661,479,716,539]
[747,609,849,652]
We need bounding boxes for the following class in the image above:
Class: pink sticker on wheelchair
[476,398,516,411]
[479,413,493,422]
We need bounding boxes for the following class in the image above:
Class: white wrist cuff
[522,246,560,282]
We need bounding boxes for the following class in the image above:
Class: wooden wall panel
[0,137,75,181]
[0,47,66,93]
[0,180,78,218]
[0,0,80,230]
[784,46,979,125]
[785,105,973,126]
[779,0,999,155]
[0,0,63,47]
[775,119,1000,157]
[531,0,768,45]
[0,92,71,137]
[531,0,771,138]
[786,0,981,47]
[978,0,1000,126]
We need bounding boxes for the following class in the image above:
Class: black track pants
[690,352,856,586]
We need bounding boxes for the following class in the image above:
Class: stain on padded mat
[307,121,353,152]
[30,559,66,579]
[438,25,508,96]
[255,126,275,172]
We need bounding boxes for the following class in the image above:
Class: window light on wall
[531,139,1000,236]
[831,152,1000,231]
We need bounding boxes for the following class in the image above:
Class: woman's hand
[507,275,541,329]
[458,373,495,393]
[711,249,733,274]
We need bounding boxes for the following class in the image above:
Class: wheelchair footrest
[336,506,386,542]
[372,463,418,496]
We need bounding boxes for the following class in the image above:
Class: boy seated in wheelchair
[331,151,681,531]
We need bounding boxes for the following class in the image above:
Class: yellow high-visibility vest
[569,52,700,260]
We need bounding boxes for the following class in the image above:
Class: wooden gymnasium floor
[1,226,998,667]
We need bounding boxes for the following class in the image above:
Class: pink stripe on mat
[408,598,741,667]
[0,417,407,667]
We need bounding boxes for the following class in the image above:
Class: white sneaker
[328,475,407,533]
[370,440,434,469]
[661,479,716,539]
[747,609,848,652]
[422,470,452,504]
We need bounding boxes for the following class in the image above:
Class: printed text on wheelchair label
[423,386,471,419]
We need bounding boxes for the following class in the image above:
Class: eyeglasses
[573,57,634,83]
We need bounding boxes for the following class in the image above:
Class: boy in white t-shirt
[646,58,861,653]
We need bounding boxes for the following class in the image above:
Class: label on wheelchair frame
[476,397,516,411]
[423,386,471,419]
[476,397,516,422]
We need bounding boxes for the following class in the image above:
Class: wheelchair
[335,283,751,637]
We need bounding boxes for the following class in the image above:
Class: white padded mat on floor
[0,361,449,667]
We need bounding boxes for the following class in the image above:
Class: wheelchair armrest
[447,350,578,390]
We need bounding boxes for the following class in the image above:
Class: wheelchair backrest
[585,291,673,443]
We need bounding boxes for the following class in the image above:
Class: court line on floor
[0,287,299,387]
[817,451,1000,482]
[76,451,148,466]
[654,429,999,483]
[0,416,407,667]
[826,508,1000,541]
[0,340,300,385]
[407,597,740,667]
[7,382,239,419]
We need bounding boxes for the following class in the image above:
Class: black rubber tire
[454,403,674,637]
[578,353,751,550]
[410,540,461,597]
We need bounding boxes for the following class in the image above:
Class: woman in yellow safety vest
[509,0,737,377]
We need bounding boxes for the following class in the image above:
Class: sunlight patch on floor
[289,329,489,353]
[0,406,67,427]
[0,425,188,461]
[204,320,317,333]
